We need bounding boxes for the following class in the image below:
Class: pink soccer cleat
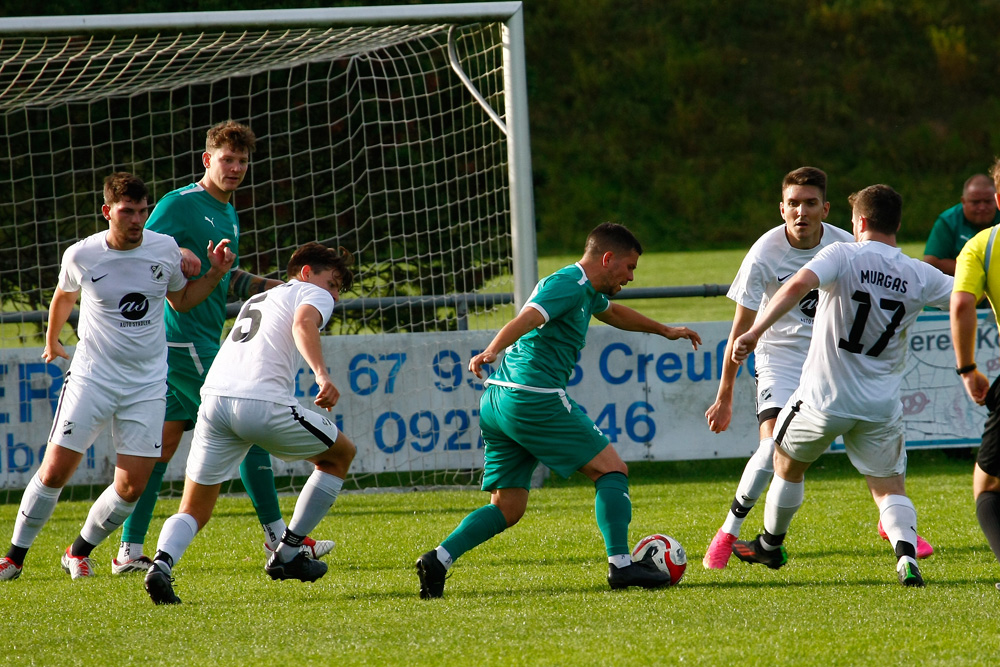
[702,529,738,569]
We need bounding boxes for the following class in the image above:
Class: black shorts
[979,377,1000,477]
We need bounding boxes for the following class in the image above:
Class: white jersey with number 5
[794,241,953,421]
[201,279,335,407]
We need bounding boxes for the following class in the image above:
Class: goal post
[0,3,537,496]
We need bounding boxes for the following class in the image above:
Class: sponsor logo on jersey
[777,272,794,282]
[204,216,215,227]
[119,292,150,322]
[91,273,109,282]
[799,289,819,318]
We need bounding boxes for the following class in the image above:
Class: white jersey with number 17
[200,279,335,407]
[794,241,953,422]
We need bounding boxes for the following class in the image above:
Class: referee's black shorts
[979,376,1000,477]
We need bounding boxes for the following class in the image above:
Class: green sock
[440,503,508,561]
[595,472,631,557]
[121,461,168,543]
[240,445,282,525]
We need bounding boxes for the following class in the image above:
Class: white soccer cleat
[0,557,22,581]
[111,555,154,575]
[61,547,96,580]
[263,536,336,560]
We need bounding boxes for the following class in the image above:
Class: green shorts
[478,383,608,490]
[164,343,218,429]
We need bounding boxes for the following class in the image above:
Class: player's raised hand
[665,325,701,350]
[206,238,236,273]
[314,378,341,410]
[469,349,497,379]
[732,330,759,364]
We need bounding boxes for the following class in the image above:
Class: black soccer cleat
[416,550,447,599]
[144,561,182,605]
[265,551,328,583]
[608,551,671,590]
[897,559,925,588]
[731,534,788,570]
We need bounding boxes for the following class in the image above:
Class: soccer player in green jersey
[415,222,702,597]
[113,121,333,574]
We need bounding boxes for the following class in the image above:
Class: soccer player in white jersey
[729,184,953,587]
[144,242,357,604]
[0,173,234,581]
[703,167,933,569]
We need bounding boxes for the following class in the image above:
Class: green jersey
[924,202,1000,260]
[492,263,610,388]
[145,183,239,350]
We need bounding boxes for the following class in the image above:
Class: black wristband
[956,363,977,376]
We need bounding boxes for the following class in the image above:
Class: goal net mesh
[0,16,519,499]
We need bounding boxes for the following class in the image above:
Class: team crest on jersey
[61,420,74,436]
[150,264,164,281]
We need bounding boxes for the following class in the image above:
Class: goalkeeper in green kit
[416,222,702,597]
[112,121,333,574]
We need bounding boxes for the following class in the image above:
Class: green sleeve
[923,216,957,259]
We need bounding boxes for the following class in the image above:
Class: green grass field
[1,449,996,666]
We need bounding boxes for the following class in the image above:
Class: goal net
[0,4,536,499]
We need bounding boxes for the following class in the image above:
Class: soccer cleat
[877,521,934,559]
[144,561,182,605]
[702,529,738,569]
[897,557,925,587]
[265,551,328,582]
[415,550,447,599]
[263,536,336,560]
[731,535,788,570]
[111,555,154,575]
[61,547,96,580]
[0,557,22,581]
[608,551,671,590]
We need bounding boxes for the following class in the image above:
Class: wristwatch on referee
[956,363,977,376]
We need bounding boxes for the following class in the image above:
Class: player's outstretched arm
[167,239,236,312]
[292,303,340,410]
[733,269,818,364]
[706,304,757,434]
[593,302,701,349]
[231,268,284,299]
[469,306,546,378]
[42,287,79,363]
[951,289,989,405]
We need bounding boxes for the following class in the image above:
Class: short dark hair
[988,160,1000,192]
[103,172,148,206]
[782,166,827,202]
[206,120,256,154]
[287,241,355,291]
[584,222,642,257]
[848,184,902,235]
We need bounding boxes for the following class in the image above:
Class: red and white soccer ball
[631,533,687,586]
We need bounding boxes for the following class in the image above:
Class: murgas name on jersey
[859,269,907,293]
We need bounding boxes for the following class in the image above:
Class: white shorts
[186,395,340,485]
[48,372,165,458]
[773,399,906,478]
[754,365,800,416]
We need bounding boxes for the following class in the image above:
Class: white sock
[763,475,804,539]
[879,494,917,555]
[608,553,631,568]
[262,519,287,552]
[275,471,343,563]
[11,473,62,549]
[118,542,144,562]
[435,545,454,570]
[722,437,776,535]
[80,485,136,546]
[155,513,200,571]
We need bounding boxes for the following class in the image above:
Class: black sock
[280,529,305,548]
[894,541,916,560]
[730,498,752,518]
[976,491,1000,563]
[70,536,96,558]
[153,550,174,570]
[5,545,28,567]
[762,530,785,547]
